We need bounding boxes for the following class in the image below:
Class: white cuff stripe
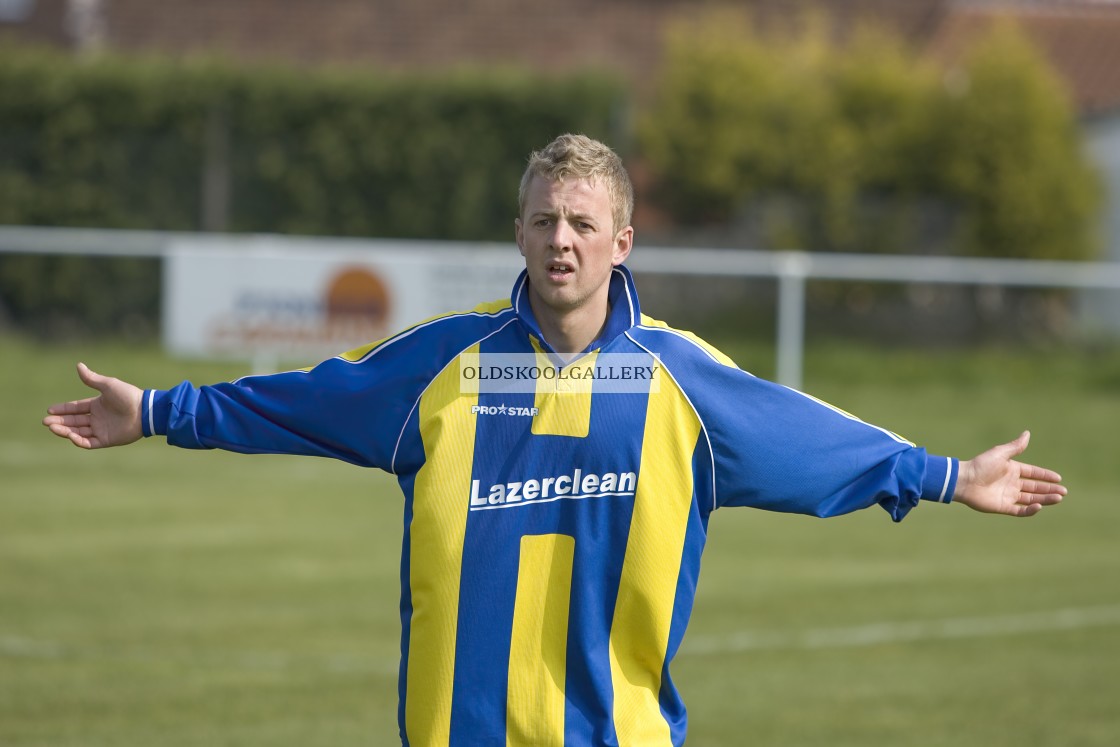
[146,389,155,437]
[939,458,953,503]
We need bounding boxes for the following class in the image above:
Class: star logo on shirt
[470,404,537,417]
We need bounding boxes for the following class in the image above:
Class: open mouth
[548,262,574,279]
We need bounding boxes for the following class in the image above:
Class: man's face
[515,175,632,322]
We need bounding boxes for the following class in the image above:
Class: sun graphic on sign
[325,266,392,335]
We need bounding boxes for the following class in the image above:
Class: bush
[930,22,1101,261]
[638,13,1100,261]
[0,47,626,336]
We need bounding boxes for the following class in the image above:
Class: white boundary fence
[626,247,1120,389]
[4,225,1120,389]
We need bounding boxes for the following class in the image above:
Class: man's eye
[535,219,552,228]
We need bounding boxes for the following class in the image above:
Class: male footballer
[45,134,1066,746]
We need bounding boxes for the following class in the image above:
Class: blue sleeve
[637,330,957,522]
[138,317,475,472]
[704,368,956,521]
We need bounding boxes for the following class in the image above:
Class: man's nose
[549,220,574,251]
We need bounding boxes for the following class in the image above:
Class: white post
[775,252,810,390]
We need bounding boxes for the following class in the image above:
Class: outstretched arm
[43,363,143,449]
[954,431,1066,517]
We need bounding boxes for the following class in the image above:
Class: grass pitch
[2,333,1118,746]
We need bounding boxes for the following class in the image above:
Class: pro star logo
[471,404,539,417]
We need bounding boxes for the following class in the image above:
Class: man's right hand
[43,363,144,449]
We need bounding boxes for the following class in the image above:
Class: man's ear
[611,226,634,266]
[515,218,525,257]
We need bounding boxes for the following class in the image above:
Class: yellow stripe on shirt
[406,347,480,746]
[339,300,513,363]
[506,533,576,747]
[609,367,700,746]
[638,314,738,368]
[531,343,597,438]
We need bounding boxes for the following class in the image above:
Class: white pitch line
[0,635,66,658]
[681,604,1120,656]
[6,605,1120,665]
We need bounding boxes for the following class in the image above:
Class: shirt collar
[510,264,641,354]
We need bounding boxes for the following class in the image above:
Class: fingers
[1009,475,1065,516]
[43,374,98,448]
[43,412,92,428]
[1007,465,1066,516]
[1018,476,1066,496]
[66,429,96,449]
[43,362,104,417]
[1002,499,1049,518]
[1003,433,1066,516]
[1019,493,1065,509]
[44,398,95,418]
[42,363,108,449]
[43,405,94,448]
[47,419,107,449]
[44,420,96,449]
[1021,463,1061,488]
[45,421,69,438]
[1015,459,1067,511]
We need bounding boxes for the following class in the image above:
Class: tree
[931,20,1101,260]
[638,12,1101,261]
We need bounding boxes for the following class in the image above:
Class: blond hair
[519,134,634,233]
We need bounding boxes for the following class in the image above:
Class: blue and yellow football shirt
[142,266,958,746]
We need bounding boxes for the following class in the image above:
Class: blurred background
[2,2,1119,746]
[2,0,1120,346]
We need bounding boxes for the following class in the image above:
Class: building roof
[927,2,1120,116]
[4,0,1120,117]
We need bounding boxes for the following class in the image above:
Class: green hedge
[639,15,1101,261]
[0,47,626,335]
